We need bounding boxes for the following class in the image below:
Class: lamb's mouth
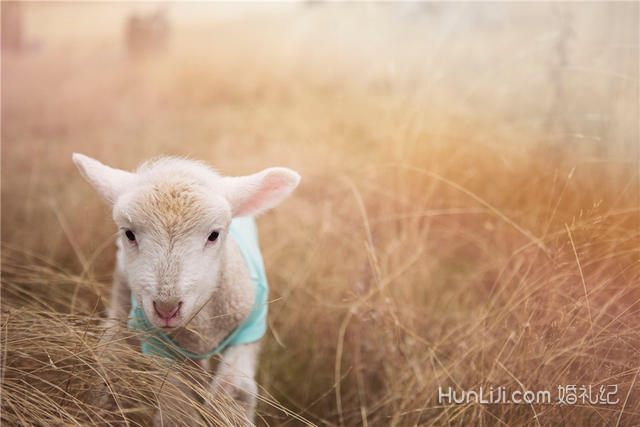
[151,300,183,328]
[155,317,182,329]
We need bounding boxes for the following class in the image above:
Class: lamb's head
[72,153,300,328]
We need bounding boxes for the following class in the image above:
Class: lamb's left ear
[72,153,135,205]
[222,167,301,217]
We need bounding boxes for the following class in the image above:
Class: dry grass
[2,2,639,425]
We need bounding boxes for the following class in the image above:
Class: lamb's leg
[208,341,260,425]
[89,267,134,416]
[152,360,210,427]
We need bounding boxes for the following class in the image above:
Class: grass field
[2,2,639,425]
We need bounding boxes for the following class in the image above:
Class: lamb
[72,153,300,425]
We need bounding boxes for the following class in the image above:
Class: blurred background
[2,2,639,425]
[2,2,638,258]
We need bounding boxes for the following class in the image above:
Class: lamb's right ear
[72,153,134,205]
[222,167,301,217]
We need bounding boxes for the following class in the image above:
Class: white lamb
[72,153,300,425]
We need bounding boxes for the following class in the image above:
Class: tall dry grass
[2,2,639,425]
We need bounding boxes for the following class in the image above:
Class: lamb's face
[72,153,300,329]
[114,181,231,328]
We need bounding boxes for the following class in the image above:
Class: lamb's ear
[222,167,300,217]
[72,153,135,205]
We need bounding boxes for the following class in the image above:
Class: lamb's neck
[167,236,254,355]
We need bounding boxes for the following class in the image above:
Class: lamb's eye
[125,230,136,241]
[207,231,219,242]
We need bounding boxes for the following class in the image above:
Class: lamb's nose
[153,300,183,320]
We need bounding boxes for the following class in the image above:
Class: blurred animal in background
[125,7,170,58]
[2,1,24,53]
